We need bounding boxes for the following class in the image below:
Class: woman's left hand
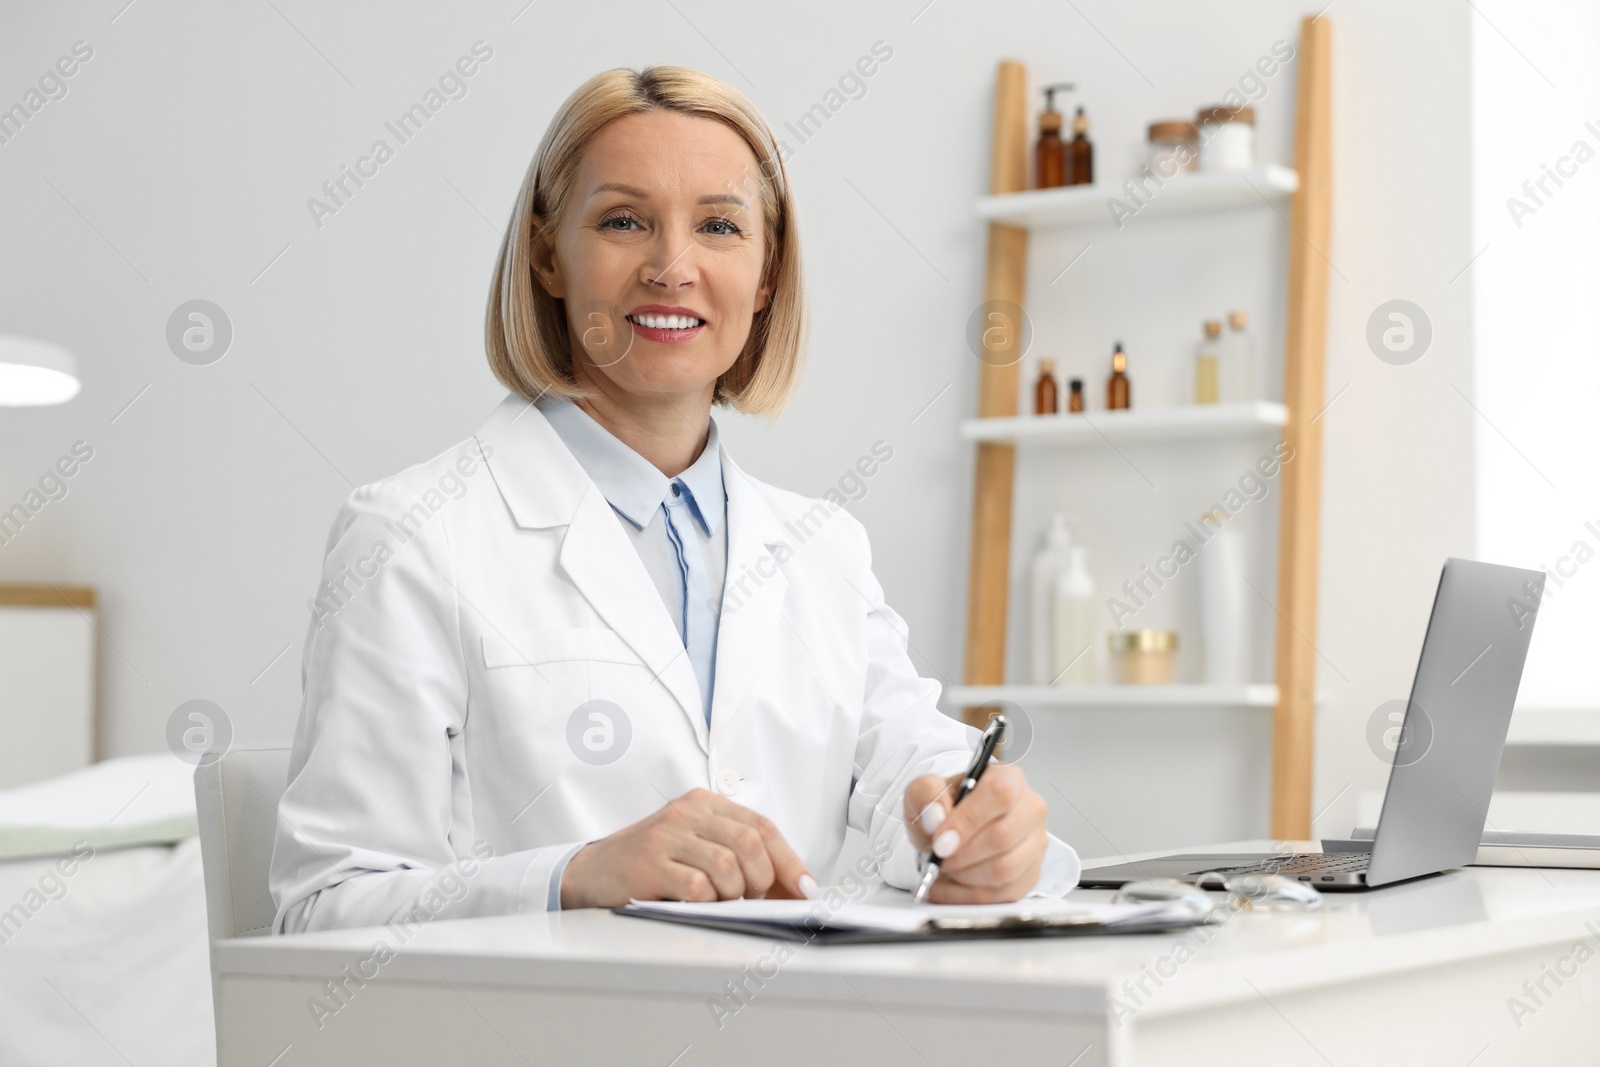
[902,762,1049,904]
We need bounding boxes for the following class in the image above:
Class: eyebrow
[589,182,747,208]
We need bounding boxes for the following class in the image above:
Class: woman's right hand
[558,788,817,909]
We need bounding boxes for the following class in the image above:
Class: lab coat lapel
[709,455,790,735]
[558,487,710,754]
[477,393,709,754]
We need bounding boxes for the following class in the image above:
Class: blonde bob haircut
[486,65,806,418]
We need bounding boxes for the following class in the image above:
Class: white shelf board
[976,164,1299,229]
[1505,709,1600,746]
[960,401,1287,446]
[943,683,1279,710]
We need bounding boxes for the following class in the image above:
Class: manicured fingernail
[919,802,946,835]
[933,830,960,858]
[798,874,819,900]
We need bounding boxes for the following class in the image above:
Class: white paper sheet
[624,894,1181,933]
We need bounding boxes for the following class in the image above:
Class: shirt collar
[536,394,725,535]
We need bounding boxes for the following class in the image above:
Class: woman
[269,65,1079,933]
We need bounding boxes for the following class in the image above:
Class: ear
[528,216,566,299]
[753,263,775,314]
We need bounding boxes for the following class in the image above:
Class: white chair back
[193,746,290,941]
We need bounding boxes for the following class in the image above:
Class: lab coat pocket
[481,628,641,669]
[476,627,651,743]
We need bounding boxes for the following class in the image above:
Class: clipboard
[613,901,1212,945]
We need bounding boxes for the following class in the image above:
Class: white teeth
[629,313,703,330]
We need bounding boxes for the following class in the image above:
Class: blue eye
[598,212,741,235]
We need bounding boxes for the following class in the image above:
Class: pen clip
[982,714,1008,745]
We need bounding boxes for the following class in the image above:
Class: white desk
[215,841,1600,1066]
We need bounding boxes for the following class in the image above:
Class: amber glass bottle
[1036,86,1069,189]
[1034,359,1059,414]
[1068,107,1094,186]
[1068,378,1085,413]
[1107,343,1131,410]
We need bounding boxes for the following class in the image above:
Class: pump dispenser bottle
[1036,83,1074,189]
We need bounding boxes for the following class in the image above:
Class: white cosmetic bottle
[1029,515,1074,684]
[1223,310,1259,402]
[1197,511,1247,683]
[1051,544,1097,685]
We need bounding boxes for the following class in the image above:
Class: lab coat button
[714,769,740,796]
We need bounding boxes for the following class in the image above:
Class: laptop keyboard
[1190,852,1371,877]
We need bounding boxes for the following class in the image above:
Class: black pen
[912,715,1007,905]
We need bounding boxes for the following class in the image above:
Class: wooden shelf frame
[0,583,96,608]
[959,17,1332,837]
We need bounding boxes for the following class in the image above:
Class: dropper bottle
[1068,105,1094,186]
[1195,320,1222,404]
[1107,342,1131,410]
[1034,358,1060,414]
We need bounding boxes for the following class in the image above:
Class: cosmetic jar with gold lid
[1109,629,1179,684]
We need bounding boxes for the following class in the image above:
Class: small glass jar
[1109,629,1179,684]
[1146,120,1198,179]
[1197,105,1255,171]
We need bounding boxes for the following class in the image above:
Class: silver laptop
[1080,557,1544,892]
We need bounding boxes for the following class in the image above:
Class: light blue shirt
[536,395,728,909]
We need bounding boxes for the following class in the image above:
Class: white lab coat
[270,393,1079,933]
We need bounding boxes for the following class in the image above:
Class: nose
[641,229,697,290]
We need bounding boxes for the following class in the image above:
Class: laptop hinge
[1320,838,1372,853]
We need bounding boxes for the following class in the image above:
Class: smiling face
[531,109,772,409]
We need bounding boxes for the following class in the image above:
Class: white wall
[1471,0,1600,712]
[0,0,1478,851]
[1311,1,1479,839]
